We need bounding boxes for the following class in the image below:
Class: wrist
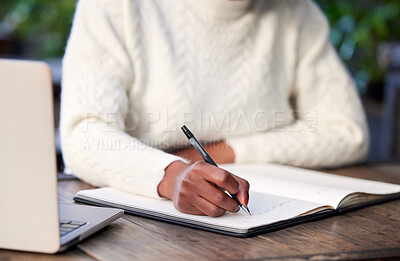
[158,161,190,199]
[207,140,235,164]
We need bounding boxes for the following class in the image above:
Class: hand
[158,161,250,217]
[173,140,235,164]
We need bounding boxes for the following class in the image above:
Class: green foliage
[315,0,400,92]
[1,0,399,92]
[0,0,77,57]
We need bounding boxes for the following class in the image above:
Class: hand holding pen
[181,125,251,215]
[157,125,251,217]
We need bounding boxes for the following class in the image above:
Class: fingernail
[244,191,249,206]
[235,205,240,212]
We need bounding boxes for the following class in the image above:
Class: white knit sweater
[61,0,369,199]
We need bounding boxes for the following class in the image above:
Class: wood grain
[1,164,399,260]
[0,247,94,261]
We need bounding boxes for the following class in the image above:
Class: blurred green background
[1,0,400,93]
[0,0,76,58]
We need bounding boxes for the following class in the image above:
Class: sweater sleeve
[60,0,186,199]
[228,0,369,168]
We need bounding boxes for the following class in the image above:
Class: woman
[61,0,369,217]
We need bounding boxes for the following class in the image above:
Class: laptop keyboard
[60,220,87,237]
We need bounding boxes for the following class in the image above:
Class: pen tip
[242,206,251,216]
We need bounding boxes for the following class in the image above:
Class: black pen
[181,125,251,216]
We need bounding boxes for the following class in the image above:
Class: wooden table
[1,164,400,261]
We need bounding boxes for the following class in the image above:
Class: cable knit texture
[61,0,369,199]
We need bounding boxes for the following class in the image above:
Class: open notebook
[74,164,400,237]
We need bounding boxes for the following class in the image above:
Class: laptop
[0,59,124,253]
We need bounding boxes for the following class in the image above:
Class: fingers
[232,174,250,206]
[192,196,226,217]
[173,202,204,216]
[173,184,206,216]
[232,174,250,192]
[192,161,240,195]
[198,180,240,213]
[173,184,227,217]
[172,161,250,217]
